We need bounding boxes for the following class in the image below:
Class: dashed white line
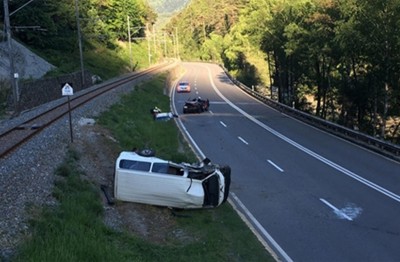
[238,136,249,145]
[220,121,227,127]
[267,160,284,172]
[205,66,400,204]
[320,198,353,221]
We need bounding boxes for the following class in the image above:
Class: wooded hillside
[2,0,399,143]
[3,0,155,48]
[168,0,400,143]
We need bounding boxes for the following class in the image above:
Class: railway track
[0,62,173,158]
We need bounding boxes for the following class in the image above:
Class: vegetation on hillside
[1,0,158,77]
[2,0,400,141]
[168,0,400,143]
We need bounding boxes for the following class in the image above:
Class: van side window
[119,160,151,171]
[151,163,169,174]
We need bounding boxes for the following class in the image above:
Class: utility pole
[163,31,167,58]
[74,0,85,87]
[175,27,180,60]
[129,26,148,67]
[146,23,151,66]
[127,16,133,71]
[152,25,156,59]
[171,33,177,59]
[3,0,19,114]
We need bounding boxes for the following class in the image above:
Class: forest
[1,0,400,143]
[2,0,155,49]
[169,0,400,143]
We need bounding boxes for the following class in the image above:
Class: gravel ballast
[0,76,147,260]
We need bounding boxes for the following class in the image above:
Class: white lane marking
[320,199,354,221]
[341,203,363,220]
[220,121,227,127]
[209,110,214,115]
[238,136,249,145]
[171,67,289,261]
[211,101,227,104]
[267,160,284,172]
[204,66,400,204]
[230,193,294,262]
[171,80,205,159]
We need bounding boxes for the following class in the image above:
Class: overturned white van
[114,150,231,209]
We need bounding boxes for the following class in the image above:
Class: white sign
[62,83,74,96]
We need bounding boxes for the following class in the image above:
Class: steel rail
[0,62,172,158]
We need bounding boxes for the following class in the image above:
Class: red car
[176,81,191,93]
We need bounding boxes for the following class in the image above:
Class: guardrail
[223,68,400,162]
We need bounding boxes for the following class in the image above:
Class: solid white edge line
[172,65,290,261]
[230,192,293,262]
[202,65,400,204]
[320,198,353,221]
[267,160,284,172]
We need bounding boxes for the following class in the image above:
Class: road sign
[61,82,74,143]
[62,83,74,96]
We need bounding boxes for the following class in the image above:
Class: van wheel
[138,149,155,157]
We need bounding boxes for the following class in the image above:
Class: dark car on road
[183,97,210,114]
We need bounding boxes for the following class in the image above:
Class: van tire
[138,149,155,157]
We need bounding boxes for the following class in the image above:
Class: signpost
[62,83,74,143]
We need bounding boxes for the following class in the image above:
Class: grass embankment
[42,41,153,80]
[13,75,274,261]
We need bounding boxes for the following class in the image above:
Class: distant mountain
[147,0,190,14]
[147,0,191,28]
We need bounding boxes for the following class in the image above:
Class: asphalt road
[172,62,400,262]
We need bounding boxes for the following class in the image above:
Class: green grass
[41,42,131,80]
[12,75,274,262]
[98,74,195,163]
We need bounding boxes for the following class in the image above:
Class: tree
[8,0,155,49]
[335,0,400,136]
